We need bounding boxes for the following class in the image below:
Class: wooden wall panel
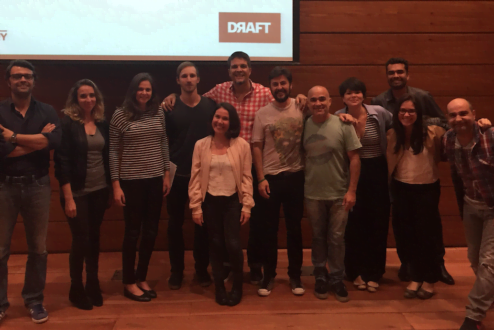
[300,1,494,33]
[3,0,493,253]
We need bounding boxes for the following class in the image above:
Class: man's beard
[388,79,406,90]
[12,88,32,99]
[273,88,291,103]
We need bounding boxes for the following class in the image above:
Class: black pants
[120,177,163,285]
[260,170,304,279]
[247,167,263,269]
[62,187,109,283]
[166,175,209,275]
[392,179,442,283]
[203,193,243,282]
[345,156,390,283]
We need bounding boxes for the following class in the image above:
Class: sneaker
[168,272,183,290]
[314,278,328,299]
[196,271,212,287]
[459,317,482,330]
[250,267,263,285]
[29,304,48,324]
[289,277,305,296]
[330,281,350,303]
[0,310,5,323]
[257,276,274,296]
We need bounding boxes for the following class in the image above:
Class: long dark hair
[210,102,241,139]
[393,94,425,155]
[122,72,160,121]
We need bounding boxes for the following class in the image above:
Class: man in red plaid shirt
[442,98,494,330]
[162,51,307,285]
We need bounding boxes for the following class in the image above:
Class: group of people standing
[0,53,492,330]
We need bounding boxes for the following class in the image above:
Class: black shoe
[439,264,455,285]
[214,280,229,306]
[314,279,328,300]
[330,281,349,303]
[398,264,411,282]
[196,271,212,287]
[249,267,263,285]
[289,277,306,296]
[85,279,103,307]
[168,272,183,290]
[228,272,243,306]
[69,282,93,310]
[223,265,232,283]
[459,317,482,330]
[257,276,274,296]
[136,284,157,299]
[123,288,151,302]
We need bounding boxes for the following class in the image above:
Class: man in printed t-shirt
[252,67,305,297]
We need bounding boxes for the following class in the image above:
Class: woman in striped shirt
[110,73,170,302]
[335,78,393,293]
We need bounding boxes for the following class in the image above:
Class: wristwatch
[9,133,17,144]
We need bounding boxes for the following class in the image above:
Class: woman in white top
[386,94,445,300]
[189,103,254,307]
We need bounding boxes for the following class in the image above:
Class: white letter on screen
[245,22,256,33]
[228,22,237,33]
[237,22,245,33]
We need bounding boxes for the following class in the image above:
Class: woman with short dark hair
[335,77,392,292]
[54,79,111,310]
[109,73,170,302]
[189,102,254,306]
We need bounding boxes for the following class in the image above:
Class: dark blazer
[54,115,111,192]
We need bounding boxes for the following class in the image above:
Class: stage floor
[2,248,492,330]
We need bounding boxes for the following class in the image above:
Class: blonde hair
[63,79,105,123]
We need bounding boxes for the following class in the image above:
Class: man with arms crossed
[304,86,361,302]
[0,60,61,324]
[252,67,305,296]
[163,52,306,284]
[442,99,494,330]
[165,62,217,289]
[372,57,454,285]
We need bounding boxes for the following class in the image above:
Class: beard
[273,88,291,103]
[388,78,407,90]
[12,88,32,99]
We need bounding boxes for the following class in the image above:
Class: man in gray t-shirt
[252,67,305,297]
[304,86,361,303]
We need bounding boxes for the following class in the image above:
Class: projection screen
[0,0,298,62]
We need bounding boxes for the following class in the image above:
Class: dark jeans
[0,174,51,310]
[247,167,263,269]
[61,187,109,283]
[260,170,304,279]
[203,193,243,282]
[392,179,442,283]
[166,175,209,275]
[345,156,390,283]
[120,176,163,285]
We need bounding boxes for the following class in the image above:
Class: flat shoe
[367,281,379,293]
[353,277,366,291]
[123,288,151,302]
[404,288,418,299]
[136,285,157,299]
[417,288,434,300]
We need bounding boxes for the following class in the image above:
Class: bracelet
[258,178,266,184]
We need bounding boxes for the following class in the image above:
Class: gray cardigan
[335,104,393,156]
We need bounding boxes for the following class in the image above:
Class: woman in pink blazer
[189,102,254,307]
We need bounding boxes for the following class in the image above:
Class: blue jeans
[0,175,51,311]
[463,197,494,322]
[306,198,348,285]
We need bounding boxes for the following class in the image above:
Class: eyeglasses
[399,109,416,115]
[10,74,34,81]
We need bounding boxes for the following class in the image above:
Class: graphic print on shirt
[268,117,303,166]
[304,133,334,165]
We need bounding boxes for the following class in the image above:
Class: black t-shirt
[165,96,216,175]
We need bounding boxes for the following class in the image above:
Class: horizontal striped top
[359,117,382,158]
[109,108,170,181]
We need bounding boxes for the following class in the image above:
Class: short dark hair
[176,61,199,79]
[338,77,366,98]
[122,72,160,121]
[386,57,409,73]
[393,93,425,155]
[227,51,251,68]
[268,66,292,84]
[210,102,241,139]
[5,60,37,80]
